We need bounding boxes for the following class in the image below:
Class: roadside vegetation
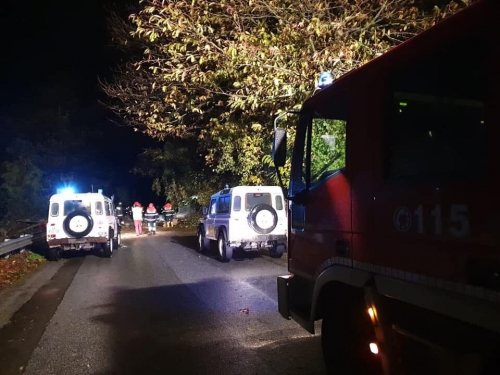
[0,251,46,290]
[101,0,471,202]
[175,213,204,229]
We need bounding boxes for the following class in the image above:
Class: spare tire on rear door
[63,210,94,238]
[249,204,278,234]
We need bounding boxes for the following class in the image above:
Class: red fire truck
[272,0,499,373]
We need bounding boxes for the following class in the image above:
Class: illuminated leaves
[102,0,468,183]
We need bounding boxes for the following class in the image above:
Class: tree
[0,84,132,224]
[102,0,471,183]
[0,139,47,222]
[132,139,235,207]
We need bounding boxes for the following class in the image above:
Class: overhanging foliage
[102,0,471,184]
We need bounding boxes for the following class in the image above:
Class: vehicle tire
[217,230,233,262]
[321,292,382,375]
[103,233,114,258]
[63,210,93,238]
[249,204,278,234]
[46,247,62,261]
[197,226,210,253]
[269,242,285,258]
[113,232,120,249]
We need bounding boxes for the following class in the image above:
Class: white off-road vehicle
[197,185,287,262]
[46,192,121,260]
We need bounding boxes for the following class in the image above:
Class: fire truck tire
[321,293,382,375]
[63,210,94,238]
[46,247,62,261]
[217,230,233,262]
[197,226,210,253]
[249,204,278,234]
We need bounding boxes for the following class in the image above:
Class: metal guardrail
[0,235,34,257]
[0,220,46,257]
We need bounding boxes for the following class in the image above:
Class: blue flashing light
[317,72,334,89]
[58,187,75,195]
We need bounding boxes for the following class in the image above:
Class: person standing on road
[115,202,124,224]
[144,203,159,235]
[163,200,175,228]
[132,202,143,236]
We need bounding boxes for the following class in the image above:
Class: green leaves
[102,0,467,185]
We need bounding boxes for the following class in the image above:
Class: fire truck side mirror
[273,128,287,167]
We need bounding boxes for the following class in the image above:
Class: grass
[0,250,46,290]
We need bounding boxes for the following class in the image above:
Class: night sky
[0,0,160,204]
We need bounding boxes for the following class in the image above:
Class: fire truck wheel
[249,204,278,234]
[217,230,233,262]
[321,294,382,375]
[63,210,94,238]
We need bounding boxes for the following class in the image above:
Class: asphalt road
[0,230,325,375]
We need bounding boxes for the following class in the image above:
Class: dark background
[0,0,160,205]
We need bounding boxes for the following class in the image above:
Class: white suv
[197,185,287,262]
[46,192,121,260]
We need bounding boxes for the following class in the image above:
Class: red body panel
[288,0,500,294]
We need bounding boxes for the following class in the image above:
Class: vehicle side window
[217,196,230,214]
[233,196,241,211]
[95,202,103,215]
[209,199,217,215]
[389,32,487,179]
[307,118,347,186]
[50,203,59,217]
[275,195,283,210]
[105,202,112,216]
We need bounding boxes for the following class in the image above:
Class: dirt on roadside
[0,251,46,290]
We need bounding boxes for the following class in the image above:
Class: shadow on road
[170,235,198,252]
[170,235,271,262]
[91,281,325,375]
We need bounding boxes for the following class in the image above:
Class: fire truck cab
[273,1,500,374]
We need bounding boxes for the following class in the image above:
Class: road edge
[0,260,66,329]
